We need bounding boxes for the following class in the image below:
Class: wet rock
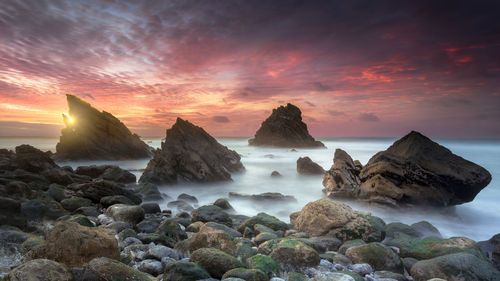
[297,157,325,175]
[349,263,373,276]
[47,184,67,202]
[359,131,492,206]
[61,196,93,212]
[141,202,161,214]
[55,94,152,160]
[82,257,155,281]
[146,245,180,261]
[68,179,141,204]
[0,196,27,229]
[296,236,342,253]
[258,238,320,271]
[137,218,161,233]
[167,200,194,213]
[410,221,442,238]
[248,103,324,148]
[229,192,297,203]
[57,214,94,227]
[345,242,403,273]
[203,222,242,238]
[8,145,59,173]
[238,212,289,233]
[140,118,244,184]
[189,247,243,279]
[136,182,164,201]
[156,219,187,246]
[222,268,268,281]
[294,198,385,242]
[7,259,73,281]
[373,271,406,281]
[189,224,236,254]
[310,272,356,281]
[21,199,68,221]
[271,171,282,177]
[138,259,164,276]
[255,232,278,245]
[247,254,281,277]
[339,240,366,255]
[28,222,118,267]
[213,198,234,210]
[100,195,135,207]
[410,253,500,281]
[285,272,308,281]
[161,261,211,281]
[322,149,361,198]
[192,205,232,227]
[107,204,145,225]
[177,193,198,204]
[384,222,421,239]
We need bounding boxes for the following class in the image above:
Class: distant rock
[359,131,492,206]
[270,171,282,177]
[296,157,325,175]
[55,94,152,160]
[140,118,244,184]
[322,149,361,198]
[229,192,297,203]
[249,103,325,148]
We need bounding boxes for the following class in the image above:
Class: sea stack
[323,131,492,206]
[55,94,152,160]
[249,103,325,148]
[139,118,244,185]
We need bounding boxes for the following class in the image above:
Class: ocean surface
[1,136,500,241]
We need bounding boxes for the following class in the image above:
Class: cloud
[310,82,332,92]
[305,101,316,107]
[212,116,230,123]
[328,110,346,116]
[358,113,380,122]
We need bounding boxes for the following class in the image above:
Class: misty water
[2,137,500,241]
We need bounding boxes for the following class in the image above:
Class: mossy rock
[140,233,175,248]
[189,247,244,279]
[156,219,187,243]
[21,199,69,220]
[100,195,134,207]
[57,214,94,227]
[47,184,67,202]
[285,272,308,281]
[222,268,267,281]
[258,238,320,271]
[214,198,234,210]
[235,243,258,265]
[385,222,421,239]
[339,239,366,255]
[61,197,93,212]
[247,254,280,277]
[345,242,404,273]
[162,261,211,281]
[238,213,289,233]
[83,257,154,281]
[336,214,385,242]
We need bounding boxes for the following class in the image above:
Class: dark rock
[192,205,232,227]
[76,165,136,183]
[359,131,492,206]
[296,157,325,175]
[296,236,342,253]
[137,259,164,276]
[167,200,194,213]
[339,239,366,255]
[2,181,33,199]
[7,259,73,281]
[213,198,234,210]
[189,224,236,254]
[177,193,198,204]
[74,206,100,217]
[0,196,27,229]
[137,218,161,233]
[21,199,68,220]
[322,149,361,198]
[247,254,281,277]
[12,145,58,173]
[139,118,244,184]
[141,203,161,214]
[189,247,243,279]
[248,103,325,148]
[106,204,145,224]
[61,196,93,212]
[411,253,500,281]
[238,212,289,233]
[55,94,152,160]
[137,182,163,201]
[255,232,278,245]
[345,242,404,273]
[203,222,242,238]
[100,195,135,207]
[47,184,67,202]
[258,238,320,271]
[229,192,297,203]
[156,219,187,245]
[67,179,141,204]
[57,214,94,227]
[222,268,268,281]
[271,171,282,177]
[162,261,211,281]
[82,257,154,281]
[410,221,442,238]
[384,222,421,239]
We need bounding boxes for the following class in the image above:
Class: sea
[1,136,499,242]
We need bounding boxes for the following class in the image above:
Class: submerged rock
[55,94,152,160]
[140,118,244,184]
[249,103,325,148]
[229,192,297,203]
[359,131,492,206]
[297,157,325,175]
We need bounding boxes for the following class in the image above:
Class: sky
[0,0,499,137]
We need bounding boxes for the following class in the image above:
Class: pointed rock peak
[55,94,152,160]
[387,131,448,158]
[249,103,324,148]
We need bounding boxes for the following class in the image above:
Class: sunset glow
[0,1,499,137]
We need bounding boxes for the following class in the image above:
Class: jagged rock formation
[249,103,325,148]
[139,118,244,184]
[55,94,152,160]
[322,149,362,197]
[322,131,492,206]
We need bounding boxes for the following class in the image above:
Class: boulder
[7,259,72,281]
[21,199,69,221]
[61,196,93,212]
[359,131,492,206]
[7,145,59,173]
[156,219,187,246]
[67,179,141,204]
[294,198,385,242]
[28,221,118,267]
[248,103,324,148]
[141,202,161,214]
[322,149,361,198]
[247,254,281,277]
[0,196,27,229]
[55,94,152,160]
[191,205,232,226]
[162,261,211,281]
[107,204,145,225]
[345,242,403,273]
[222,268,268,281]
[76,165,136,183]
[189,247,244,278]
[297,157,325,175]
[410,253,500,281]
[238,212,289,233]
[189,224,236,254]
[214,198,234,210]
[139,118,244,184]
[258,238,320,271]
[82,257,155,281]
[229,192,297,203]
[137,259,164,276]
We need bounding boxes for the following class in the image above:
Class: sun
[62,113,75,126]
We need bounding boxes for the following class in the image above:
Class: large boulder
[294,198,385,242]
[28,221,118,267]
[248,103,325,148]
[359,131,492,206]
[82,257,155,281]
[322,149,362,198]
[7,259,73,281]
[55,94,152,160]
[410,253,500,281]
[258,238,320,271]
[297,157,325,175]
[0,196,27,229]
[238,212,289,233]
[3,145,59,173]
[189,247,244,279]
[67,179,141,204]
[139,118,244,184]
[345,242,403,273]
[106,204,145,224]
[162,261,211,281]
[189,224,236,254]
[191,205,232,227]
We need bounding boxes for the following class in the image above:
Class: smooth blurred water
[1,136,499,241]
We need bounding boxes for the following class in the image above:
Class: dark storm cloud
[212,116,230,123]
[358,113,381,122]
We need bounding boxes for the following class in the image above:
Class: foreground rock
[7,259,72,281]
[297,157,325,175]
[55,94,152,160]
[28,222,118,266]
[258,238,320,271]
[140,118,244,184]
[323,131,492,206]
[249,103,325,147]
[294,198,385,242]
[82,257,155,281]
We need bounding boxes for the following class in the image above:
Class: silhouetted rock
[322,149,361,198]
[55,94,152,160]
[140,118,244,184]
[359,131,492,206]
[296,157,325,175]
[249,103,324,147]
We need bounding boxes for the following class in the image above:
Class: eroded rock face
[359,131,491,206]
[55,94,152,160]
[297,157,325,175]
[322,149,361,198]
[249,103,325,148]
[140,118,244,184]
